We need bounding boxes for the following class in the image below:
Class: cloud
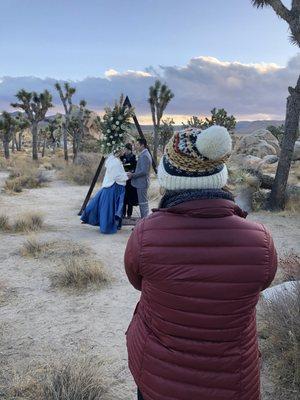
[1,54,299,121]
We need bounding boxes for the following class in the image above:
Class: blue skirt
[80,183,125,234]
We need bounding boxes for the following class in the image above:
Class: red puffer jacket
[125,199,277,400]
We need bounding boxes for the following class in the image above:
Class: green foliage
[148,80,174,124]
[267,124,285,145]
[99,95,133,154]
[183,107,236,133]
[159,117,175,151]
[11,90,53,123]
[0,111,16,141]
[148,80,174,162]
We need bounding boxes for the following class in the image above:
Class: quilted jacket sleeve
[124,221,143,291]
[262,227,278,291]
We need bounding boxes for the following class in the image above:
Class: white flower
[112,124,116,130]
[116,121,120,125]
[110,135,113,138]
[110,117,114,121]
[119,134,123,137]
[112,141,116,144]
[118,115,123,121]
[107,129,111,133]
[107,142,111,145]
[121,124,125,129]
[116,126,120,131]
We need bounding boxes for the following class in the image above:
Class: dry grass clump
[60,152,102,185]
[0,213,44,233]
[13,213,44,233]
[20,239,111,291]
[0,215,10,231]
[285,187,300,213]
[259,281,300,399]
[21,239,90,259]
[48,155,66,171]
[7,358,108,400]
[5,161,50,193]
[51,256,111,290]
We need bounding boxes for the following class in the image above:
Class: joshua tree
[68,100,91,162]
[14,113,30,151]
[148,80,174,164]
[252,0,300,210]
[55,82,76,162]
[11,90,53,160]
[0,111,16,159]
[184,108,236,133]
[160,117,175,153]
[44,116,62,154]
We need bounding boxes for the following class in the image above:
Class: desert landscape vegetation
[1,1,300,399]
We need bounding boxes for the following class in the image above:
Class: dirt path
[0,175,299,399]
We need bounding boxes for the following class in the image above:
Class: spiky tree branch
[252,0,300,45]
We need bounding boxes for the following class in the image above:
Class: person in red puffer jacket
[124,126,277,400]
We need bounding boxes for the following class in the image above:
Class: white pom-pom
[196,125,232,160]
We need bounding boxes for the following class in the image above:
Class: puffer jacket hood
[125,198,277,400]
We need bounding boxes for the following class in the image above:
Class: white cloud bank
[0,54,299,121]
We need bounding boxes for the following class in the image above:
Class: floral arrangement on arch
[99,95,133,154]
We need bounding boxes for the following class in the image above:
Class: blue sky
[0,0,295,79]
[0,0,298,121]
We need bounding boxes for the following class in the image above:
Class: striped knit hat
[158,125,232,190]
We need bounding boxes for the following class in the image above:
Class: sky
[0,0,299,122]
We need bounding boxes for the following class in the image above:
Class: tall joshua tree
[11,90,53,160]
[252,0,300,210]
[55,82,76,162]
[148,80,174,164]
[0,111,16,159]
[68,100,91,162]
[14,113,30,151]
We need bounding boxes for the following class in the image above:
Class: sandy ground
[0,171,299,399]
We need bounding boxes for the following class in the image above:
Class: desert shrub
[0,157,11,170]
[0,215,10,231]
[13,213,44,233]
[60,152,102,185]
[81,138,102,153]
[285,186,300,213]
[259,281,300,399]
[7,358,107,400]
[51,256,111,290]
[279,251,300,282]
[41,162,53,170]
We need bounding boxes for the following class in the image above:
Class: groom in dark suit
[127,138,152,218]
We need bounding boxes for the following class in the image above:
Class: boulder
[262,155,278,164]
[230,154,263,170]
[234,129,280,158]
[262,281,299,301]
[293,141,300,161]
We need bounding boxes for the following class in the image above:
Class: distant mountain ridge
[235,120,284,134]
